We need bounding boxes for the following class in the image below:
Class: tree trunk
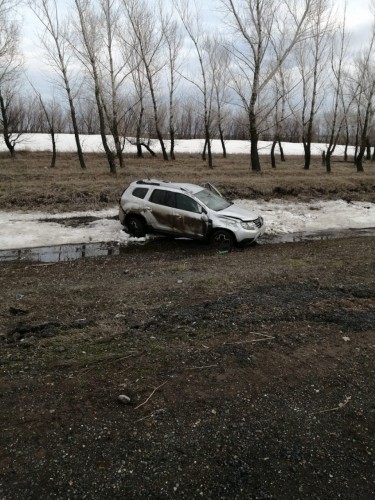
[250,134,261,172]
[136,106,144,158]
[271,141,276,168]
[205,125,213,169]
[218,123,226,158]
[169,125,175,160]
[0,90,16,157]
[110,117,124,168]
[325,151,331,173]
[207,137,213,169]
[303,139,311,170]
[202,139,207,161]
[50,130,57,168]
[355,149,365,172]
[64,77,86,170]
[136,142,143,158]
[148,72,168,161]
[140,142,157,156]
[94,83,117,174]
[249,109,260,172]
[249,80,261,171]
[278,141,285,162]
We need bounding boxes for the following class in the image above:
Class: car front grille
[252,216,263,228]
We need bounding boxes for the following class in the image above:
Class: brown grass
[0,151,374,212]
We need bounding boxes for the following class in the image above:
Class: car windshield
[195,189,232,211]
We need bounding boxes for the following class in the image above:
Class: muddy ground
[0,234,374,499]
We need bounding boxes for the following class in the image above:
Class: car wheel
[210,229,235,251]
[126,215,146,237]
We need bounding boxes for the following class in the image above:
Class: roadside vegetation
[1,152,374,212]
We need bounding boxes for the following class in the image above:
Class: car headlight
[240,221,257,231]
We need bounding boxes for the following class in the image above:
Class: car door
[173,193,208,238]
[146,189,176,234]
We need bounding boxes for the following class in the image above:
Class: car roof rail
[136,180,162,186]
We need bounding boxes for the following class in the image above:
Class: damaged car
[119,179,265,249]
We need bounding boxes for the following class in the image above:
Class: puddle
[261,227,375,244]
[0,227,374,263]
[0,241,127,263]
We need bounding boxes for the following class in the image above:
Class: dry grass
[0,150,374,212]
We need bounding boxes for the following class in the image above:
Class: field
[0,152,374,499]
[0,151,374,211]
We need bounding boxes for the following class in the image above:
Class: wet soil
[0,236,374,499]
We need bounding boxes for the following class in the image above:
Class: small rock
[177,280,183,284]
[20,338,35,348]
[118,394,131,404]
[342,336,350,342]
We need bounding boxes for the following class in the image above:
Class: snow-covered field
[1,135,373,251]
[0,133,357,156]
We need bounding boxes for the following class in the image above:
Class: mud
[0,236,374,499]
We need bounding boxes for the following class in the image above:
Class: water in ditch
[0,227,374,263]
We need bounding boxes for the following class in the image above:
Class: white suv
[119,179,265,249]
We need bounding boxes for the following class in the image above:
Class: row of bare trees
[2,0,375,173]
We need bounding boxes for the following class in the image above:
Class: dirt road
[1,236,374,499]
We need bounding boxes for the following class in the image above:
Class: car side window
[175,193,201,213]
[150,189,176,208]
[132,187,148,199]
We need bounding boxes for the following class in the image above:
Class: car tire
[210,229,235,251]
[126,215,146,237]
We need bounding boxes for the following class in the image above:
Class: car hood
[216,204,260,221]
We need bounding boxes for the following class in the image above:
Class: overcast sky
[20,0,374,96]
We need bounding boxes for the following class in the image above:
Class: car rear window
[132,187,148,199]
[150,189,175,207]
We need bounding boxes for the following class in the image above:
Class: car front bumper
[233,223,266,246]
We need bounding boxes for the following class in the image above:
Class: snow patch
[0,200,374,250]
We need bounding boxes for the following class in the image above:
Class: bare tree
[323,6,352,172]
[0,86,23,155]
[174,0,215,168]
[72,0,117,173]
[122,0,169,160]
[0,0,22,156]
[207,36,231,158]
[161,7,183,160]
[220,0,320,171]
[269,67,291,168]
[119,13,156,158]
[296,0,333,170]
[28,0,86,169]
[97,0,130,168]
[351,29,375,172]
[30,82,59,167]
